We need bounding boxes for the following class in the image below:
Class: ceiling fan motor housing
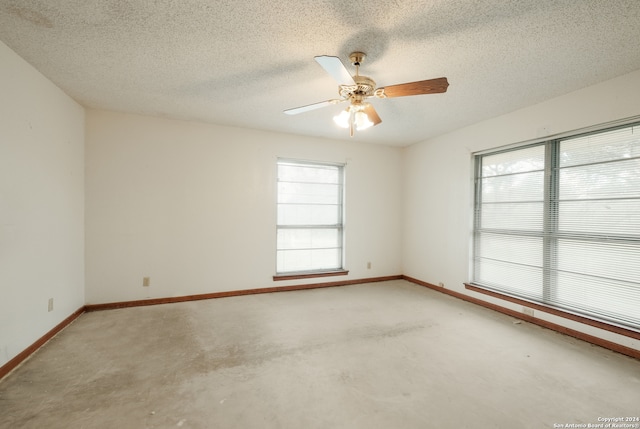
[338,75,376,100]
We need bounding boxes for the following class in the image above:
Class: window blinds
[473,124,640,329]
[276,160,344,274]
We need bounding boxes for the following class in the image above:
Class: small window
[275,159,345,276]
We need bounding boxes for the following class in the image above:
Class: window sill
[273,270,349,281]
[464,283,640,341]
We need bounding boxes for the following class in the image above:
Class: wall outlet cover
[522,307,534,317]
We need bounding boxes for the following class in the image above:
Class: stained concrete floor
[1,280,639,429]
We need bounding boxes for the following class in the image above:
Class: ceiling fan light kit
[284,51,449,137]
[333,104,375,137]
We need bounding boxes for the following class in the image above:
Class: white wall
[402,69,640,351]
[0,41,85,367]
[85,110,403,304]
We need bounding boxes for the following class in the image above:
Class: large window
[276,159,345,275]
[472,122,640,330]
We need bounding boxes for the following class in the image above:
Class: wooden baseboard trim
[4,275,636,383]
[464,283,640,341]
[402,276,640,361]
[0,306,85,381]
[1,276,403,381]
[85,275,404,312]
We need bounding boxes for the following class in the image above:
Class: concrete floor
[1,280,639,429]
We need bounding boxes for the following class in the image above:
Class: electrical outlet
[438,282,445,288]
[143,277,150,287]
[522,307,534,317]
[48,298,54,312]
[367,262,371,269]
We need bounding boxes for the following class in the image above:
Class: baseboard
[0,277,424,381]
[402,275,640,361]
[3,274,637,383]
[18,274,633,382]
[1,276,403,381]
[0,306,85,381]
[85,275,404,312]
[464,283,640,341]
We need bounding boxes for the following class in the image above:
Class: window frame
[273,158,348,280]
[470,119,640,335]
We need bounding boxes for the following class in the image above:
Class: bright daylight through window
[276,159,344,275]
[472,122,640,330]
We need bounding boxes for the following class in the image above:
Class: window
[276,159,345,276]
[472,123,640,330]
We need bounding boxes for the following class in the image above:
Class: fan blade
[314,55,355,85]
[363,104,382,126]
[283,99,345,115]
[378,77,449,98]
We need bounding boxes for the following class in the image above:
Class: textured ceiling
[1,0,640,146]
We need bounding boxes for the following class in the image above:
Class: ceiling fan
[284,52,449,137]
